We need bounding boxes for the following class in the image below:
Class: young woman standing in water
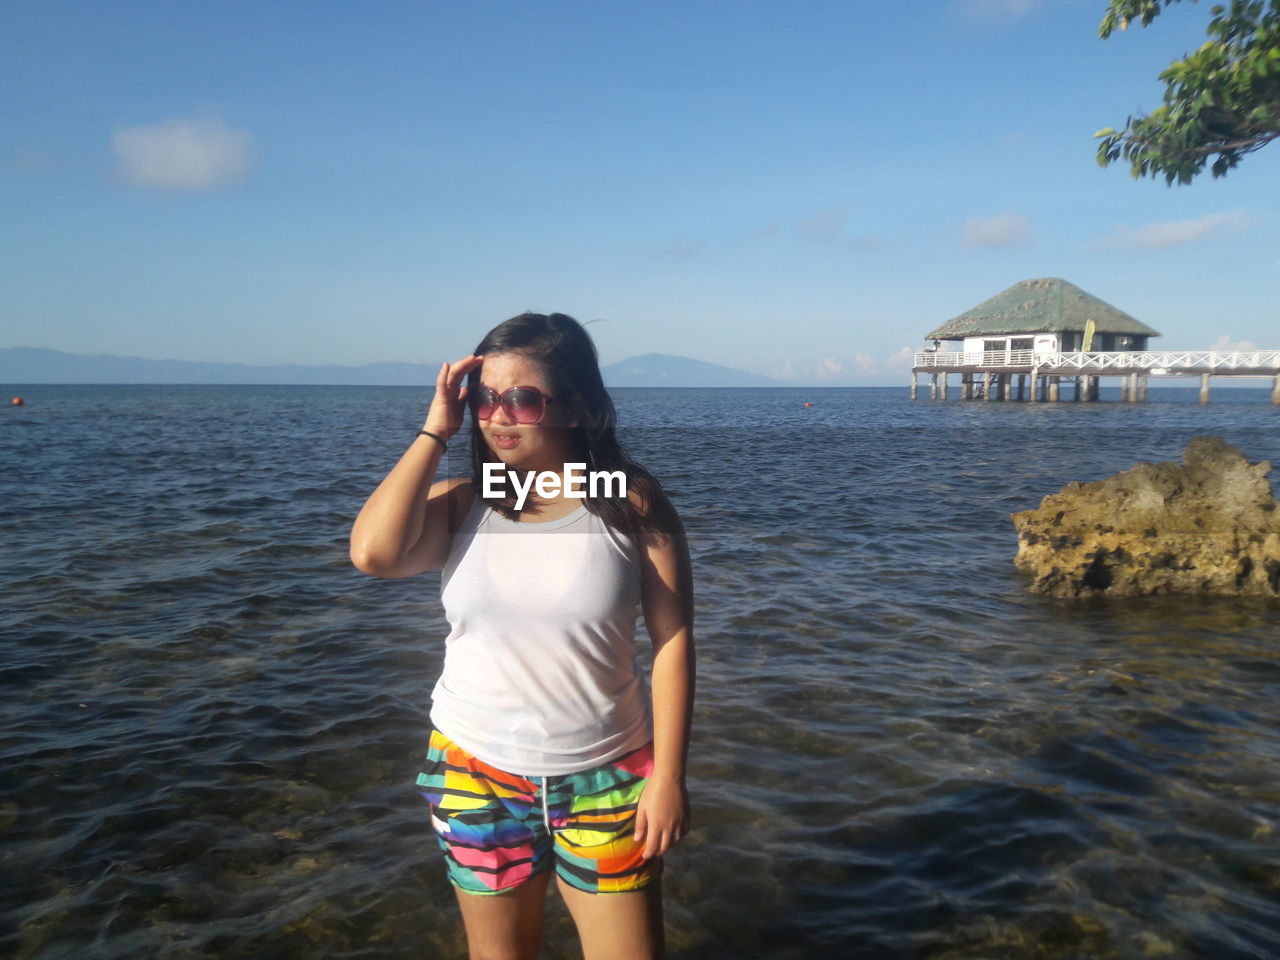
[350,313,694,960]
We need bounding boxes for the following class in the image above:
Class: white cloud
[958,0,1040,18]
[1208,334,1259,351]
[654,235,701,261]
[1087,210,1251,252]
[771,357,848,381]
[112,117,253,192]
[847,235,885,253]
[795,206,849,244]
[770,348,918,384]
[962,211,1032,249]
[853,353,878,375]
[745,205,852,245]
[884,346,915,371]
[855,348,916,377]
[745,221,781,243]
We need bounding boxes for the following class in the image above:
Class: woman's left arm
[634,496,695,860]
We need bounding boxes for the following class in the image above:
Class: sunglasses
[472,385,561,424]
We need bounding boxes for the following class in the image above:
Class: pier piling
[913,349,1279,405]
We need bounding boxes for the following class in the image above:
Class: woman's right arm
[349,355,482,578]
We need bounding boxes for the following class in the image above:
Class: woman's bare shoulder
[627,483,683,540]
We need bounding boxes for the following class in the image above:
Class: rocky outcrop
[1011,436,1280,598]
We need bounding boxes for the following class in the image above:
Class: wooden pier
[911,349,1280,404]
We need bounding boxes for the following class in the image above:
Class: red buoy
[11,397,22,406]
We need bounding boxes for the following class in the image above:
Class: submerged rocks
[1012,436,1280,598]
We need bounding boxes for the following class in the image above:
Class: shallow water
[2,384,1278,959]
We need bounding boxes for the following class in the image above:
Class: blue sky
[3,0,1276,385]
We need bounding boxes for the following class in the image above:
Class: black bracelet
[416,430,447,450]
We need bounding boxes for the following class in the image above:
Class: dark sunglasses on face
[472,385,561,424]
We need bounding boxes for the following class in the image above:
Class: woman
[350,313,694,960]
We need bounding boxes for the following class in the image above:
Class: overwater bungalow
[912,277,1280,404]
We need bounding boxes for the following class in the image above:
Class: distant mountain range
[0,346,783,388]
[603,353,782,387]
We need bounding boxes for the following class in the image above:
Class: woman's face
[474,352,577,473]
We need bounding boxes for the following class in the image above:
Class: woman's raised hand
[423,354,484,441]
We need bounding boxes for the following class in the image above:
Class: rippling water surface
[3,384,1279,959]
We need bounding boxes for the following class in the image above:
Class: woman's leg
[454,870,553,960]
[419,730,555,959]
[548,742,665,958]
[557,876,664,960]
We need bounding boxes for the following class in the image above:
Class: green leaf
[1094,0,1280,184]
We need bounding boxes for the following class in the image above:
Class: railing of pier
[912,350,1280,371]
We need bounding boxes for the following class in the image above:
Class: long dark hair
[466,312,665,533]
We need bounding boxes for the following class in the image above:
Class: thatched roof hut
[925,278,1160,344]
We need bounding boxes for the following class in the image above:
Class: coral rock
[1011,436,1280,598]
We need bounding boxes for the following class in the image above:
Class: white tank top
[428,498,652,776]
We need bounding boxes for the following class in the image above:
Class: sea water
[2,384,1279,959]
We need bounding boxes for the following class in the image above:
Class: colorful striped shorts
[416,729,661,895]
